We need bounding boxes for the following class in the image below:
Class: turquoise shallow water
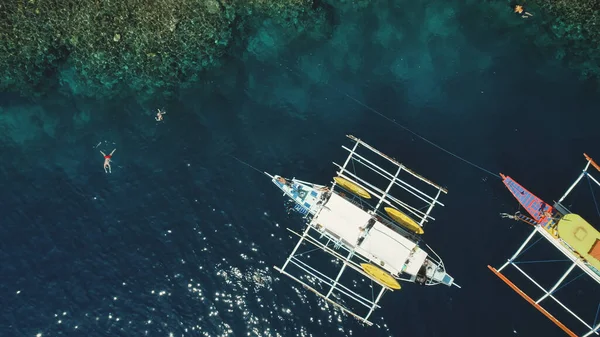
[2,1,600,336]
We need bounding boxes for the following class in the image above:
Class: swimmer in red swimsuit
[100,148,116,173]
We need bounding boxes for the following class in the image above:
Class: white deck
[312,192,369,245]
[358,222,420,275]
[404,248,428,275]
[312,192,426,276]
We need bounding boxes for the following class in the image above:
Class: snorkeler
[100,149,116,173]
[514,4,533,18]
[155,108,166,121]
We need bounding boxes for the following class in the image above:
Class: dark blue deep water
[2,1,600,337]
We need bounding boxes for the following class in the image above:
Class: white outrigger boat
[490,154,600,337]
[265,135,459,325]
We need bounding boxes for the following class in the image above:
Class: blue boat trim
[503,176,553,227]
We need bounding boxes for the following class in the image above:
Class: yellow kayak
[361,263,401,289]
[384,207,424,234]
[557,214,600,271]
[334,177,371,199]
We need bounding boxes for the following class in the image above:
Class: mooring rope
[280,63,502,180]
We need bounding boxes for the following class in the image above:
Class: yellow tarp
[333,177,371,199]
[557,214,600,270]
[361,263,401,289]
[384,207,424,234]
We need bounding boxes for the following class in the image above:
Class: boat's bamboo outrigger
[490,153,600,337]
[266,135,458,325]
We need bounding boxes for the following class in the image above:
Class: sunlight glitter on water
[211,263,340,336]
[27,205,399,337]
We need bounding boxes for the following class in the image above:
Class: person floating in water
[155,108,166,121]
[100,149,116,173]
[277,176,292,187]
[513,3,533,18]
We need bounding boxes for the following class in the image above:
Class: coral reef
[2,0,599,100]
[0,0,328,99]
[528,0,600,81]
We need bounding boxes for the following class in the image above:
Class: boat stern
[428,262,455,287]
[414,257,456,287]
[434,270,455,287]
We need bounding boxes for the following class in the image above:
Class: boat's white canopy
[311,192,425,276]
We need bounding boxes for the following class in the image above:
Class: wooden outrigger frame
[489,153,600,337]
[269,135,454,325]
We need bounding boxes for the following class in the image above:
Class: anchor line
[228,154,264,175]
[279,63,501,180]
